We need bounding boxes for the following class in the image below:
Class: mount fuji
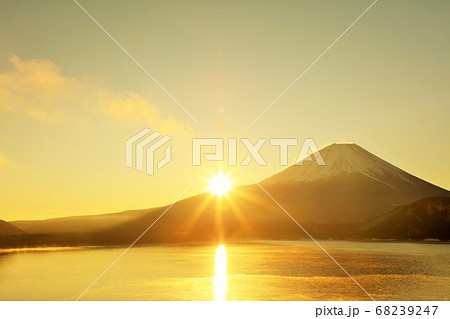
[261,143,449,223]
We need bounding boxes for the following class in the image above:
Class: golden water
[0,241,448,300]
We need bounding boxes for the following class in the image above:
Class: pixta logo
[192,138,325,166]
[126,129,325,176]
[126,128,172,176]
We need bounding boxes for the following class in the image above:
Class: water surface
[0,241,448,300]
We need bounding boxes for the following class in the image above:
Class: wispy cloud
[0,55,188,132]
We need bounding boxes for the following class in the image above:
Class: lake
[0,241,449,300]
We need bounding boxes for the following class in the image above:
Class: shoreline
[1,238,449,254]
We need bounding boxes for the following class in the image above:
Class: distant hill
[360,197,450,240]
[12,208,157,234]
[0,220,25,235]
[5,143,450,247]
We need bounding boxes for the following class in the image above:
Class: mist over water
[0,241,448,301]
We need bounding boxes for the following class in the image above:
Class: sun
[207,171,233,197]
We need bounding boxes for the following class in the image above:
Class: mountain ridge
[0,220,25,235]
[4,143,449,247]
[360,196,450,240]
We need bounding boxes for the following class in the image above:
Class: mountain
[0,220,25,235]
[261,143,449,223]
[5,143,450,246]
[360,197,450,240]
[12,208,158,234]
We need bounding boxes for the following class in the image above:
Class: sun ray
[221,194,257,238]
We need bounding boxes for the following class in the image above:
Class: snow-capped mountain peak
[264,143,417,185]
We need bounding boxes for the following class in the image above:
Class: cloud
[0,55,188,132]
[0,56,72,122]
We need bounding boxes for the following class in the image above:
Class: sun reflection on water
[214,244,228,301]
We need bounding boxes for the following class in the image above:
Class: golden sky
[1,0,449,220]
